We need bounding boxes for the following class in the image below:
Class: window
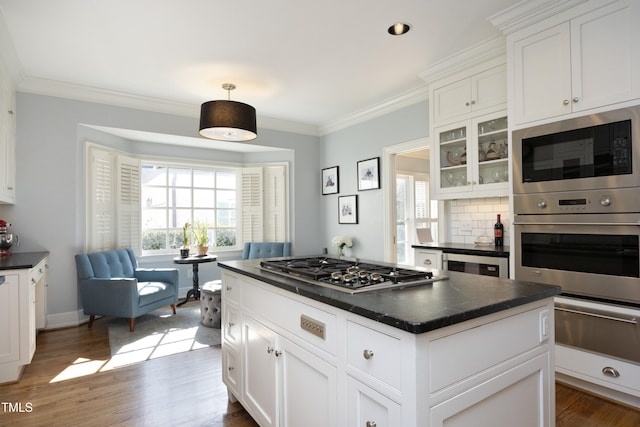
[86,144,289,255]
[141,164,239,254]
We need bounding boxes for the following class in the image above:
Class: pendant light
[199,83,257,141]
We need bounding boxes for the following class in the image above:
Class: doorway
[382,138,439,264]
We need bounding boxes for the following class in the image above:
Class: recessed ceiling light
[388,22,411,36]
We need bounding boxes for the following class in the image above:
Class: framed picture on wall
[338,195,358,224]
[357,157,380,190]
[322,166,339,195]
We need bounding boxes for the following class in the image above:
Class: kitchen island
[218,257,561,427]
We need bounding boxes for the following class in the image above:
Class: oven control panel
[514,188,640,215]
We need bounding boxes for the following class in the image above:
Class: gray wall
[0,93,321,327]
[319,101,429,260]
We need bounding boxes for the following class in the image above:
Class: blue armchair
[242,242,291,259]
[75,248,179,332]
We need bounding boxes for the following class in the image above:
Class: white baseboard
[43,309,89,330]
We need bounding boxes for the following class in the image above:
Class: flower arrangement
[332,235,353,257]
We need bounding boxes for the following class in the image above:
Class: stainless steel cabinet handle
[228,366,235,371]
[465,101,470,106]
[363,349,374,360]
[226,285,232,291]
[563,99,570,105]
[274,350,282,357]
[602,366,620,378]
[572,97,579,103]
[267,346,274,354]
[366,421,377,427]
[555,306,637,325]
[423,259,432,265]
[471,100,476,105]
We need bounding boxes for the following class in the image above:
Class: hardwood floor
[1,310,638,426]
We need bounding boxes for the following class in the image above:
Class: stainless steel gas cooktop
[258,257,447,294]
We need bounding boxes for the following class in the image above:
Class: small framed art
[338,195,358,224]
[322,166,339,195]
[357,157,380,190]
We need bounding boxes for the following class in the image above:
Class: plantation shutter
[116,156,141,252]
[264,165,288,242]
[88,147,114,251]
[241,167,264,242]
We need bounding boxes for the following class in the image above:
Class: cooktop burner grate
[258,257,447,293]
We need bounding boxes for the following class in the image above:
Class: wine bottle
[494,214,504,247]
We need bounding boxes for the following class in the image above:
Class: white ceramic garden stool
[200,280,222,328]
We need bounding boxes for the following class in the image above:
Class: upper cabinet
[0,57,16,204]
[432,65,506,125]
[421,38,508,200]
[503,0,640,127]
[433,112,509,199]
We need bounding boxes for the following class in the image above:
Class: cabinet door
[430,354,552,427]
[473,113,509,193]
[279,336,337,427]
[0,274,20,364]
[222,344,241,402]
[472,65,507,114]
[432,78,472,123]
[433,123,471,198]
[347,376,402,427]
[513,22,572,124]
[243,315,278,427]
[571,0,640,112]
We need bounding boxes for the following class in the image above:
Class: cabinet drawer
[556,344,640,396]
[222,302,241,346]
[221,272,241,305]
[429,306,546,392]
[414,250,440,269]
[29,259,46,285]
[243,280,337,355]
[222,345,241,401]
[347,375,402,427]
[347,321,402,390]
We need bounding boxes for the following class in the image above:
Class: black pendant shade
[199,99,257,142]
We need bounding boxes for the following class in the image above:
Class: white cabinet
[432,112,509,199]
[0,256,48,383]
[510,0,640,126]
[414,248,442,270]
[432,65,506,124]
[221,269,555,426]
[222,272,337,427]
[0,56,16,204]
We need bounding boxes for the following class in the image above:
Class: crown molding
[488,0,590,34]
[418,36,506,85]
[318,84,428,136]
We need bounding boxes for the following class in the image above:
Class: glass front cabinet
[432,112,509,199]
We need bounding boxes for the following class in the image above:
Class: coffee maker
[0,220,17,257]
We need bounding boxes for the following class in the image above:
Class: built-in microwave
[512,106,640,195]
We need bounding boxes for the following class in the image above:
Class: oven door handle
[513,221,640,226]
[555,306,638,325]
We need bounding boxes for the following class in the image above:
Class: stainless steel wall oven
[513,106,640,366]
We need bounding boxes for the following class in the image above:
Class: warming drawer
[443,253,509,279]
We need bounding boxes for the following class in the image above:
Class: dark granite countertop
[0,251,49,270]
[218,257,560,334]
[412,242,509,258]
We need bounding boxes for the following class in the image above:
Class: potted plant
[192,220,209,256]
[180,222,191,258]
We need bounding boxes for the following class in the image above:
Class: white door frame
[382,137,429,263]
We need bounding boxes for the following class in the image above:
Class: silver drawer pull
[602,367,620,378]
[363,349,374,360]
[267,346,274,354]
[555,306,637,325]
[366,421,377,427]
[423,259,432,265]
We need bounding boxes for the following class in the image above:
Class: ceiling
[0,0,519,134]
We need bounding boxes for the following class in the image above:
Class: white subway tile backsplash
[447,197,510,243]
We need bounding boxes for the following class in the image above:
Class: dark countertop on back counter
[412,242,509,258]
[218,257,560,334]
[0,252,49,270]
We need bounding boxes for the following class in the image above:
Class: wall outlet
[461,221,472,232]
